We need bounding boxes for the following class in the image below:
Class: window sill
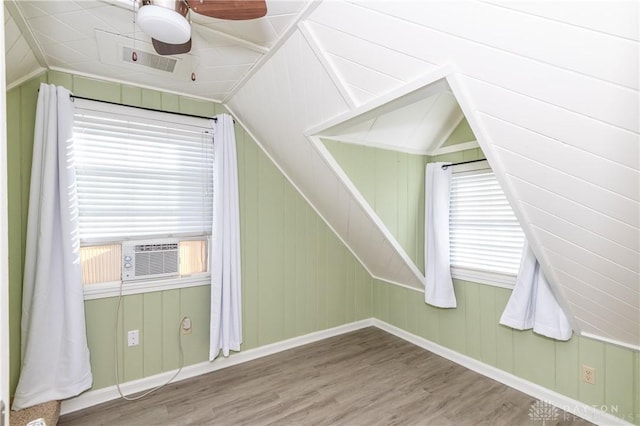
[83,274,210,300]
[451,267,516,289]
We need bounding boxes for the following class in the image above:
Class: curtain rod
[69,94,223,122]
[441,158,487,169]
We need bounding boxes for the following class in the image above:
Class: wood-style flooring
[59,327,592,425]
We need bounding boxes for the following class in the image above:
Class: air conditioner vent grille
[122,239,179,281]
[122,47,177,72]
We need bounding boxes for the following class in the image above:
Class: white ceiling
[4,0,640,350]
[5,0,307,99]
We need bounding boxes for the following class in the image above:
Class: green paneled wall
[323,136,637,424]
[7,72,374,394]
[322,140,427,273]
[322,138,485,274]
[7,72,637,425]
[373,280,640,424]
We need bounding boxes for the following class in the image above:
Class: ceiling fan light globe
[137,4,191,44]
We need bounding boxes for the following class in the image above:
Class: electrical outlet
[127,329,140,347]
[182,317,192,334]
[582,364,595,384]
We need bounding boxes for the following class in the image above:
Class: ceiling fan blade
[152,38,192,55]
[186,0,267,20]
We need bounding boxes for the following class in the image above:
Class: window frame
[448,160,524,289]
[72,100,213,299]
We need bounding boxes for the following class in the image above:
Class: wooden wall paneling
[142,292,163,377]
[309,2,637,132]
[478,284,498,367]
[483,0,639,41]
[373,149,398,237]
[525,205,638,274]
[578,337,606,407]
[305,209,319,333]
[294,194,309,336]
[355,263,372,321]
[179,286,210,365]
[437,281,466,354]
[464,283,482,361]
[495,148,637,228]
[548,250,638,305]
[361,1,637,89]
[461,78,638,169]
[84,297,121,389]
[161,289,181,371]
[307,19,437,84]
[47,70,73,89]
[283,183,298,338]
[72,76,121,103]
[387,284,407,331]
[512,328,556,390]
[179,96,215,117]
[406,154,424,273]
[509,178,638,252]
[532,226,636,290]
[604,344,635,419]
[326,234,347,328]
[257,152,285,346]
[120,85,142,107]
[554,336,580,400]
[396,152,409,261]
[315,215,328,330]
[122,294,144,382]
[161,92,180,113]
[240,127,259,351]
[404,287,422,337]
[141,89,161,109]
[482,114,638,201]
[495,288,515,374]
[6,86,23,393]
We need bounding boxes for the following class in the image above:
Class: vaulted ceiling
[5,0,639,349]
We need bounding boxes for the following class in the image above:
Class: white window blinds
[449,169,525,276]
[72,99,213,243]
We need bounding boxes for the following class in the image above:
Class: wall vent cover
[122,47,177,72]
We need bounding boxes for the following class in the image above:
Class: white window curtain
[209,114,242,360]
[499,239,573,340]
[13,84,92,410]
[424,162,456,308]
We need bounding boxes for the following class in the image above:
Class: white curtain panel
[424,162,456,308]
[500,239,573,340]
[13,84,92,410]
[209,114,242,360]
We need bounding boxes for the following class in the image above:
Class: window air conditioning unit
[122,239,180,281]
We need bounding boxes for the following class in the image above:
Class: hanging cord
[113,282,186,401]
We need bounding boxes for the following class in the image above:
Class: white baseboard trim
[60,319,374,415]
[62,318,632,426]
[372,319,633,426]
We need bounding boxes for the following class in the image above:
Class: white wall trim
[580,332,640,352]
[5,67,47,92]
[308,133,426,287]
[61,317,634,425]
[373,319,635,426]
[60,319,374,415]
[298,21,357,110]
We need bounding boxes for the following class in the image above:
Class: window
[72,99,213,297]
[448,162,525,287]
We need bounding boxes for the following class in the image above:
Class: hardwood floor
[59,327,592,425]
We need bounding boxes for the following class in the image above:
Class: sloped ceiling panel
[227,31,424,288]
[4,5,42,87]
[230,0,639,348]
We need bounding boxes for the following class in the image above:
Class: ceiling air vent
[122,47,177,73]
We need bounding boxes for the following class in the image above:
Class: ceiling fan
[135,0,267,56]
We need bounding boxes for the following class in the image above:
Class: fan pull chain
[132,0,138,61]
